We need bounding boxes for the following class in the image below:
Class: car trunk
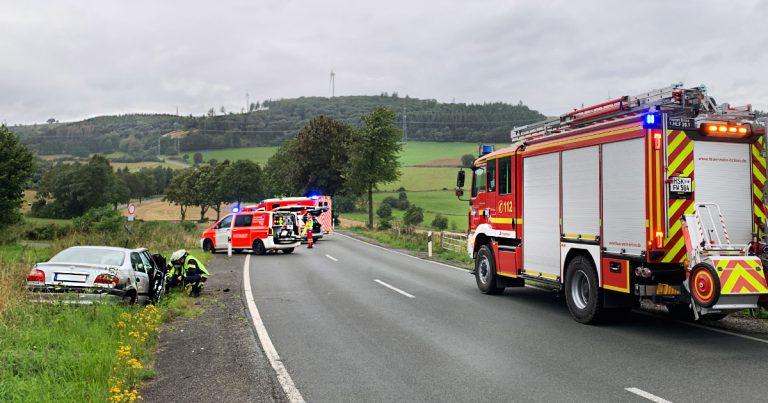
[37,263,108,288]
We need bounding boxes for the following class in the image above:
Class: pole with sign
[127,204,136,222]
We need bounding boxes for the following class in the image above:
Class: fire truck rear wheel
[565,255,603,324]
[252,240,266,255]
[475,245,504,295]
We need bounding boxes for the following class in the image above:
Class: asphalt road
[242,233,768,402]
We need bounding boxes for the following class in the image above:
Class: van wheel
[282,248,294,254]
[203,239,214,253]
[565,255,603,324]
[475,245,504,295]
[252,240,266,255]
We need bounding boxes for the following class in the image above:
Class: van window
[498,157,511,195]
[235,214,253,227]
[487,160,496,192]
[218,215,233,229]
[472,167,486,197]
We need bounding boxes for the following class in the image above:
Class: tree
[289,115,354,196]
[376,203,393,230]
[461,154,475,168]
[182,154,189,162]
[193,152,203,165]
[262,139,300,197]
[218,160,263,205]
[46,118,56,124]
[403,204,424,228]
[208,161,229,220]
[0,126,34,228]
[347,107,402,227]
[164,168,195,221]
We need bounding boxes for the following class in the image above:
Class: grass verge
[346,226,472,269]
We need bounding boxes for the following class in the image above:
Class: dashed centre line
[625,387,672,403]
[325,254,338,262]
[374,279,416,298]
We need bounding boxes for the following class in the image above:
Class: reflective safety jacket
[169,254,209,279]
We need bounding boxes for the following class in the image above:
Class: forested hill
[11,94,545,158]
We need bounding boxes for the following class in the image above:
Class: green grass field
[180,147,279,165]
[343,190,469,231]
[398,142,505,166]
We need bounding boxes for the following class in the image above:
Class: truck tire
[475,245,505,295]
[564,255,603,324]
[252,240,266,256]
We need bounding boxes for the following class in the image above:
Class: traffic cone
[307,228,314,249]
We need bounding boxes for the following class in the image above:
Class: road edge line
[242,254,305,402]
[335,231,467,272]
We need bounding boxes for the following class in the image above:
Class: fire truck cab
[458,83,768,324]
[200,210,301,255]
[244,196,333,240]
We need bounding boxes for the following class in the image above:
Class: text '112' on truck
[456,83,768,324]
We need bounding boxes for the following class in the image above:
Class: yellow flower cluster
[109,305,163,402]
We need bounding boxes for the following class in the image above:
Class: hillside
[11,95,545,158]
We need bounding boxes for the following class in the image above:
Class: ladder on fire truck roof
[510,82,752,145]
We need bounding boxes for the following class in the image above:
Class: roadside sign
[128,204,136,221]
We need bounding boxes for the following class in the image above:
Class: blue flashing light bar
[643,112,662,129]
[479,144,494,156]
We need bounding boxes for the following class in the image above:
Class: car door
[130,252,150,299]
[232,213,253,249]
[215,214,233,248]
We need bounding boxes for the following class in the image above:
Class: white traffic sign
[127,204,136,221]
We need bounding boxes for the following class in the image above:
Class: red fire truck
[244,196,333,239]
[457,83,768,324]
[200,210,300,255]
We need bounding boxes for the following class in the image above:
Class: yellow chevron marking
[668,142,694,174]
[662,236,685,262]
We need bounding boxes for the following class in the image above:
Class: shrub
[72,206,124,233]
[376,203,392,219]
[403,204,424,227]
[431,213,448,230]
[333,194,357,213]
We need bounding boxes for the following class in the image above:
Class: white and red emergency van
[244,195,333,239]
[458,83,768,324]
[200,210,300,255]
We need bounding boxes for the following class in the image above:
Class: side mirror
[456,170,466,188]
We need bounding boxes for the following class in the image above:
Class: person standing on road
[167,249,209,297]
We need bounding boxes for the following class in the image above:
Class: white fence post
[427,231,433,257]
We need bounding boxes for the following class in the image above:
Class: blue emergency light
[479,144,494,156]
[231,204,241,213]
[643,112,662,129]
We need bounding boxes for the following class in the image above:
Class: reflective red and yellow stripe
[714,258,768,295]
[662,130,695,263]
[645,130,665,256]
[751,137,766,233]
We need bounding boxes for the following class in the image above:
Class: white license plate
[669,177,692,193]
[54,273,88,283]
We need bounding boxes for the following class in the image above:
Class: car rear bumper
[271,241,300,250]
[27,286,127,304]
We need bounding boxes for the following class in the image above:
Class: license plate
[669,177,692,193]
[54,273,87,283]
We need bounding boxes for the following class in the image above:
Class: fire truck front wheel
[475,245,505,295]
[565,255,603,324]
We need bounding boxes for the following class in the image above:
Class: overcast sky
[1,0,767,124]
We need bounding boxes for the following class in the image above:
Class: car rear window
[50,248,125,266]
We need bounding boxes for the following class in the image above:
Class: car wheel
[475,245,504,295]
[282,248,294,254]
[122,291,137,305]
[203,239,214,253]
[564,255,603,324]
[252,240,266,255]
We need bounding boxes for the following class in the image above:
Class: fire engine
[457,83,768,324]
[200,209,300,255]
[243,195,333,240]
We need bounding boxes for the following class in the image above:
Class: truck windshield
[472,167,486,197]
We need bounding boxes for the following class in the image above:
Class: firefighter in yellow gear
[167,249,209,297]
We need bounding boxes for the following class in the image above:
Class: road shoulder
[142,254,286,402]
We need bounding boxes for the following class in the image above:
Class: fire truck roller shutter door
[523,153,560,278]
[602,138,645,255]
[693,141,752,245]
[562,146,599,238]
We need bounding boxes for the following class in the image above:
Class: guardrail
[439,231,467,253]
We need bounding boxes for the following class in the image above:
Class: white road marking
[243,255,305,402]
[335,232,467,272]
[374,279,416,298]
[625,387,672,403]
[325,254,338,262]
[340,232,768,345]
